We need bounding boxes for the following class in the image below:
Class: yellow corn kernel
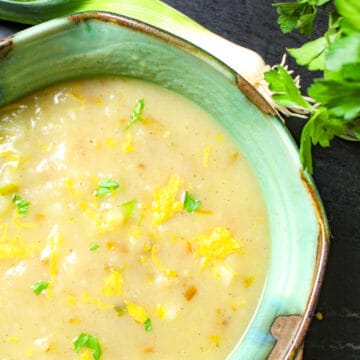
[102,269,123,297]
[125,300,149,324]
[105,137,117,148]
[67,295,75,306]
[79,348,92,360]
[122,133,134,153]
[195,227,243,269]
[155,304,167,319]
[209,335,220,347]
[7,336,19,343]
[151,175,183,226]
[80,292,112,309]
[244,275,255,288]
[203,146,211,168]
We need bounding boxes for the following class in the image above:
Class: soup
[0,78,269,359]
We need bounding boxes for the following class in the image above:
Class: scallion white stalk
[0,0,267,85]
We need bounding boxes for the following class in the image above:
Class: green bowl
[0,12,329,359]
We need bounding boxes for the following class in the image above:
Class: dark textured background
[0,1,359,359]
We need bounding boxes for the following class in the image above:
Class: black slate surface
[0,1,359,359]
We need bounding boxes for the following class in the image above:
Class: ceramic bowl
[0,12,329,359]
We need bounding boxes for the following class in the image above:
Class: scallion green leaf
[121,199,138,220]
[89,243,100,251]
[32,281,49,296]
[144,318,152,332]
[125,99,145,130]
[73,333,102,360]
[12,194,30,216]
[183,191,201,213]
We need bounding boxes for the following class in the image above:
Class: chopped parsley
[144,318,152,332]
[73,333,102,360]
[121,199,138,220]
[32,281,49,296]
[89,243,100,251]
[12,194,30,216]
[125,98,145,130]
[94,178,120,197]
[183,191,201,213]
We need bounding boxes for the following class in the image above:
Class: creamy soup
[0,78,269,359]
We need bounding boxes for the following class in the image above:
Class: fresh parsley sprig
[267,0,360,173]
[274,0,332,37]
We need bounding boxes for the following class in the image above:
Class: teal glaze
[0,13,328,359]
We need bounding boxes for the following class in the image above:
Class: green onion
[12,194,30,216]
[121,199,138,220]
[32,281,49,296]
[183,191,201,213]
[125,99,145,130]
[144,318,152,332]
[94,178,120,197]
[73,333,102,360]
[89,243,100,251]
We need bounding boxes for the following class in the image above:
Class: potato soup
[0,78,269,359]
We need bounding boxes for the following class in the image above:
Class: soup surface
[0,78,269,359]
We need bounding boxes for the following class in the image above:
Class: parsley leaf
[121,199,138,220]
[89,243,100,251]
[94,179,120,197]
[264,65,313,110]
[144,318,152,332]
[183,192,201,213]
[125,98,145,130]
[32,281,49,296]
[308,79,360,120]
[335,0,360,34]
[274,1,331,36]
[288,36,327,70]
[12,194,30,216]
[300,107,347,172]
[73,333,102,360]
[326,33,360,75]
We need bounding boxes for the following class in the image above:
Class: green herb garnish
[121,199,138,220]
[183,191,201,213]
[32,281,49,296]
[274,0,331,37]
[12,194,30,216]
[73,333,102,360]
[266,0,360,173]
[144,318,152,332]
[125,98,145,130]
[89,243,100,251]
[264,65,314,111]
[94,178,120,197]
